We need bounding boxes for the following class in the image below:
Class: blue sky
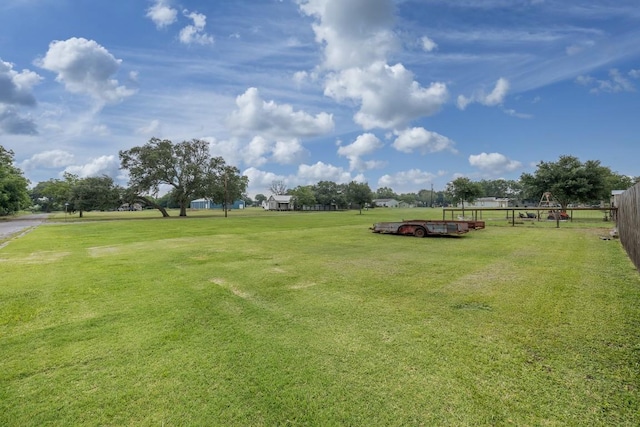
[1,0,639,197]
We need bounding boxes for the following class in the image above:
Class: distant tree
[61,173,80,212]
[69,175,121,217]
[155,192,180,209]
[478,179,522,199]
[434,189,453,206]
[29,185,52,212]
[445,177,482,211]
[0,146,30,216]
[375,186,397,199]
[313,181,346,208]
[397,192,418,206]
[243,195,254,207]
[505,179,523,199]
[119,138,217,217]
[269,180,288,195]
[520,155,609,210]
[289,185,316,209]
[30,174,75,212]
[435,191,448,206]
[417,188,435,207]
[345,181,373,214]
[254,193,267,206]
[603,171,636,197]
[205,162,249,217]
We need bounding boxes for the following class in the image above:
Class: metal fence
[617,183,640,271]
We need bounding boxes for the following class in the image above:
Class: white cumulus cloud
[36,37,136,104]
[64,155,120,178]
[146,0,178,29]
[243,167,289,190]
[179,10,214,45]
[392,127,457,155]
[244,135,271,166]
[297,0,398,70]
[228,87,334,139]
[337,133,383,158]
[378,169,438,190]
[0,59,42,106]
[206,137,244,168]
[468,152,522,174]
[457,77,510,110]
[337,133,385,171]
[272,139,309,165]
[325,62,448,130]
[21,150,75,171]
[297,161,352,184]
[420,36,438,52]
[243,136,310,166]
[298,0,447,132]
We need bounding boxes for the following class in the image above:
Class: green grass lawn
[1,209,638,426]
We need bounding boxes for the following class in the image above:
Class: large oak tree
[120,138,216,217]
[520,155,609,210]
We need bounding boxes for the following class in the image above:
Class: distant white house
[264,195,294,211]
[460,197,510,208]
[373,198,399,208]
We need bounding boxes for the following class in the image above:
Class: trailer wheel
[414,227,426,238]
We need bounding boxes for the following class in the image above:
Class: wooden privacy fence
[617,183,640,271]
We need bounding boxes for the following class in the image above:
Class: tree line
[11,138,248,218]
[1,138,636,217]
[258,180,373,214]
[444,156,636,211]
[258,156,636,212]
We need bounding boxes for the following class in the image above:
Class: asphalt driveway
[0,213,50,242]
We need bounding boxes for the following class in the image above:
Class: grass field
[1,208,638,426]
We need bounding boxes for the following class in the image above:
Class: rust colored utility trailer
[370,220,471,237]
[455,220,485,230]
[405,219,485,230]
